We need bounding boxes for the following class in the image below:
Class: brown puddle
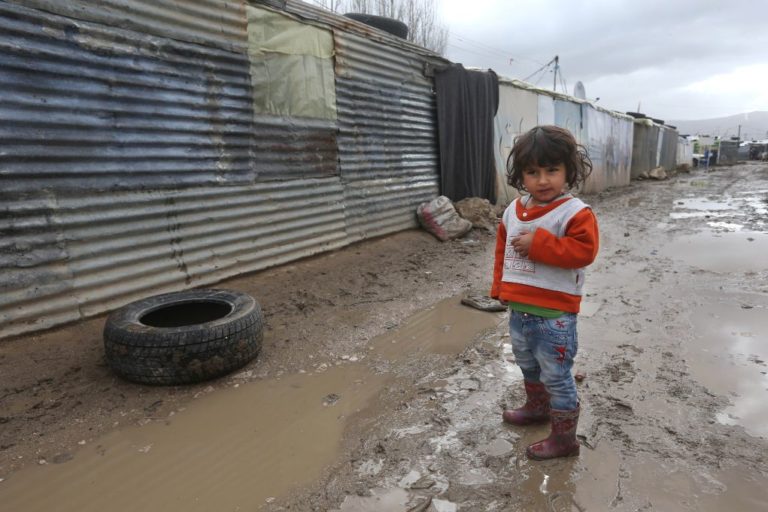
[498,428,768,511]
[0,296,500,512]
[687,298,768,438]
[622,458,768,511]
[370,297,502,361]
[661,231,768,274]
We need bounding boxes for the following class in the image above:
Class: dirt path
[1,163,767,511]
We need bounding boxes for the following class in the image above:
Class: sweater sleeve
[527,208,599,269]
[490,221,508,298]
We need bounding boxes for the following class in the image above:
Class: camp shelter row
[0,0,690,339]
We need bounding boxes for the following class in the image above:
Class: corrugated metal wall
[630,120,660,178]
[5,0,248,51]
[659,126,678,171]
[334,31,440,242]
[1,0,445,339]
[273,1,447,242]
[1,0,257,338]
[676,136,693,168]
[554,99,585,145]
[582,106,633,193]
[718,140,739,165]
[493,83,539,204]
[1,1,254,194]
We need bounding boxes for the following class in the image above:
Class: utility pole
[553,55,559,92]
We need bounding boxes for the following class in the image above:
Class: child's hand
[511,230,534,258]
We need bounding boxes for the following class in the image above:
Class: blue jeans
[509,310,579,410]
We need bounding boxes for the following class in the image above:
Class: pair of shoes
[502,382,580,460]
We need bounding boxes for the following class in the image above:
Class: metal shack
[628,114,682,178]
[493,78,634,203]
[0,0,448,339]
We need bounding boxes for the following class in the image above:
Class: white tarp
[537,95,555,125]
[247,6,337,120]
[677,136,693,167]
[493,84,539,204]
[583,106,633,192]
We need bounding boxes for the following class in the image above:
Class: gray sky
[439,0,768,121]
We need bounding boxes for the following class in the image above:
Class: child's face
[523,163,567,204]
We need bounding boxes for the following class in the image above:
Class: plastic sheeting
[554,100,586,145]
[538,95,555,125]
[583,106,633,192]
[435,64,498,203]
[246,6,336,119]
[493,83,539,204]
[676,136,693,168]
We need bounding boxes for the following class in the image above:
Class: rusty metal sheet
[334,30,441,242]
[5,0,248,52]
[0,2,345,339]
[631,119,661,178]
[0,179,347,339]
[0,1,254,194]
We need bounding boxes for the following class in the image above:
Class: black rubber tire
[343,13,409,39]
[103,289,263,385]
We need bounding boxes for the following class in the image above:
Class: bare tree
[311,0,448,55]
[311,0,346,11]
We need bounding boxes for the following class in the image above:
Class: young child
[491,125,599,460]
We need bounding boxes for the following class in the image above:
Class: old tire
[103,289,263,385]
[343,13,409,39]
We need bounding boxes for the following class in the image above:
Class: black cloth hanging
[434,64,499,203]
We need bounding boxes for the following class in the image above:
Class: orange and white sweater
[490,196,599,313]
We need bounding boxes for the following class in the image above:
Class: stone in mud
[409,475,436,489]
[648,166,668,180]
[51,452,74,464]
[322,393,341,406]
[461,294,506,312]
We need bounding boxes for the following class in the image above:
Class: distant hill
[666,111,768,140]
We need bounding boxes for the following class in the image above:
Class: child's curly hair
[506,125,593,192]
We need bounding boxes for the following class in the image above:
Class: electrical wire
[533,68,550,86]
[450,30,547,67]
[451,36,513,59]
[523,59,553,82]
[446,42,512,59]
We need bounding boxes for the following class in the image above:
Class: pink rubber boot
[502,380,550,426]
[525,405,580,460]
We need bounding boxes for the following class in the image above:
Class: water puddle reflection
[662,231,768,273]
[688,300,768,437]
[0,365,390,512]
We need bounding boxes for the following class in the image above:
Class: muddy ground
[1,163,767,511]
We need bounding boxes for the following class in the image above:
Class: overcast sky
[439,0,768,121]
